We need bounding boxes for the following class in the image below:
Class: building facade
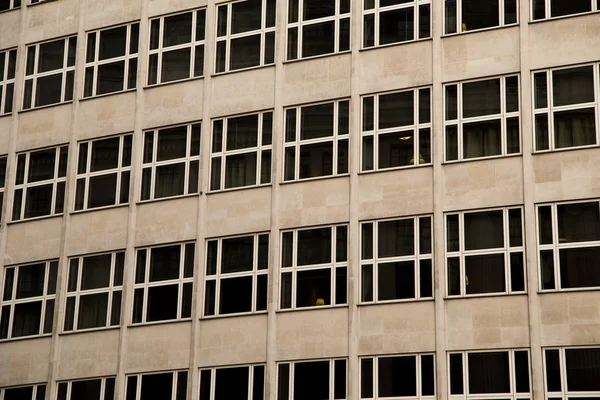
[0,0,600,399]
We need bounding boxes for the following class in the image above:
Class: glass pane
[378,356,417,397]
[378,261,415,300]
[468,352,510,394]
[232,0,262,33]
[163,12,192,46]
[554,108,597,149]
[38,40,65,73]
[227,114,259,150]
[462,0,500,31]
[81,254,112,289]
[540,250,556,290]
[230,35,261,70]
[378,131,414,168]
[219,276,253,314]
[16,264,45,299]
[465,254,506,294]
[464,210,504,250]
[155,163,186,198]
[545,349,562,392]
[294,361,330,398]
[222,236,254,273]
[298,228,331,266]
[77,293,108,329]
[299,142,334,179]
[560,246,600,289]
[301,103,334,140]
[296,268,331,307]
[446,126,458,161]
[550,0,592,17]
[302,21,335,58]
[161,48,191,83]
[99,26,127,60]
[361,359,374,398]
[552,66,595,106]
[147,284,178,321]
[557,202,600,243]
[380,8,414,45]
[379,91,414,129]
[149,245,181,282]
[225,153,257,188]
[463,78,501,118]
[378,219,414,257]
[215,367,250,398]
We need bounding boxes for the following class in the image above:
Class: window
[278,359,347,400]
[532,0,599,20]
[64,251,124,332]
[75,134,132,211]
[360,354,435,399]
[132,242,194,324]
[23,36,76,109]
[0,48,16,115]
[210,111,272,191]
[84,23,139,97]
[537,200,600,291]
[148,9,205,85]
[0,156,6,221]
[544,347,600,399]
[362,88,431,171]
[0,260,57,340]
[215,0,276,73]
[57,377,115,400]
[446,207,525,297]
[141,122,200,201]
[449,350,530,400]
[125,370,188,400]
[444,0,518,34]
[0,384,46,400]
[199,364,265,399]
[533,64,599,151]
[286,0,350,60]
[284,100,349,181]
[280,224,347,309]
[445,75,520,161]
[363,0,430,48]
[0,0,20,12]
[12,145,68,221]
[204,233,268,317]
[360,216,433,303]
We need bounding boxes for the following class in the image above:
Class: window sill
[128,318,192,329]
[79,88,137,102]
[538,287,600,295]
[211,63,275,78]
[532,144,600,156]
[282,50,351,65]
[280,173,349,186]
[441,23,519,38]
[444,292,527,301]
[206,183,271,195]
[144,76,204,90]
[0,112,13,119]
[358,298,435,307]
[359,37,432,53]
[18,100,73,114]
[442,153,522,166]
[70,203,129,216]
[27,0,59,8]
[276,304,348,313]
[0,333,51,343]
[136,192,199,206]
[7,213,63,225]
[358,164,432,176]
[59,326,120,336]
[201,311,267,320]
[0,7,21,14]
[529,10,600,25]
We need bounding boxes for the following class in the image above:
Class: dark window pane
[158,126,187,161]
[4,387,34,400]
[35,73,63,107]
[378,261,415,300]
[206,241,218,275]
[141,373,173,400]
[12,301,42,337]
[296,269,331,307]
[464,210,504,250]
[257,274,268,311]
[420,259,433,298]
[163,13,192,46]
[540,250,556,290]
[463,78,501,118]
[200,370,211,400]
[81,254,112,289]
[303,0,335,20]
[71,379,102,400]
[155,163,186,198]
[96,61,125,95]
[77,293,108,329]
[545,349,562,392]
[510,253,525,292]
[380,8,414,45]
[227,114,259,151]
[215,367,250,400]
[465,254,506,294]
[446,85,458,120]
[361,358,374,398]
[149,245,181,282]
[334,359,346,399]
[362,223,373,260]
[88,174,118,208]
[421,355,435,395]
[225,153,257,188]
[282,232,293,267]
[557,202,600,243]
[534,72,548,108]
[298,228,331,265]
[161,48,191,83]
[301,103,333,140]
[253,365,265,400]
[378,219,414,257]
[514,351,530,393]
[554,108,597,148]
[302,21,335,57]
[299,142,333,178]
[550,0,592,18]
[379,91,414,129]
[232,0,262,33]
[294,361,329,399]
[230,35,261,71]
[204,280,216,316]
[222,236,254,273]
[219,276,253,314]
[463,119,502,159]
[560,246,600,289]
[468,352,510,394]
[379,356,417,397]
[38,40,65,73]
[446,125,458,161]
[378,131,414,168]
[462,0,500,31]
[111,291,122,326]
[16,264,45,298]
[278,364,290,400]
[126,376,138,400]
[538,205,553,245]
[147,284,178,321]
[99,26,127,60]
[419,4,431,38]
[335,267,347,305]
[280,272,292,309]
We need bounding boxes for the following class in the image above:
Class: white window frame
[131,242,195,325]
[0,0,20,11]
[543,346,600,400]
[536,199,600,292]
[83,22,139,98]
[63,251,125,332]
[0,156,6,222]
[0,48,17,115]
[209,111,273,192]
[140,122,201,202]
[199,364,265,400]
[0,260,58,340]
[531,0,599,20]
[283,99,350,182]
[147,8,206,86]
[445,207,525,298]
[444,75,521,162]
[362,0,431,48]
[23,36,76,110]
[360,353,436,400]
[444,0,519,35]
[125,370,188,400]
[280,224,348,310]
[74,134,132,211]
[12,145,68,222]
[0,384,46,400]
[360,215,433,304]
[286,0,351,61]
[361,87,432,171]
[203,233,269,317]
[30,0,52,4]
[56,376,115,400]
[448,349,531,400]
[277,358,347,400]
[532,63,599,152]
[215,0,276,74]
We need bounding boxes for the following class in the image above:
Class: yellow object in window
[462,23,467,32]
[316,298,325,306]
[465,275,469,286]
[409,154,426,164]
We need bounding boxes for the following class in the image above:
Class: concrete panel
[24,0,79,45]
[148,0,208,18]
[143,79,204,130]
[442,27,520,82]
[540,291,600,346]
[211,67,275,118]
[529,14,600,70]
[358,168,433,220]
[443,157,524,211]
[0,11,20,50]
[197,315,267,367]
[445,296,530,350]
[205,187,271,238]
[358,302,436,355]
[0,338,51,387]
[17,104,72,151]
[0,116,12,155]
[126,322,192,373]
[135,196,198,247]
[66,207,129,256]
[278,177,350,229]
[533,149,600,203]
[56,330,120,380]
[282,54,352,106]
[76,92,136,140]
[5,217,63,264]
[359,41,433,95]
[85,0,142,31]
[277,308,349,360]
